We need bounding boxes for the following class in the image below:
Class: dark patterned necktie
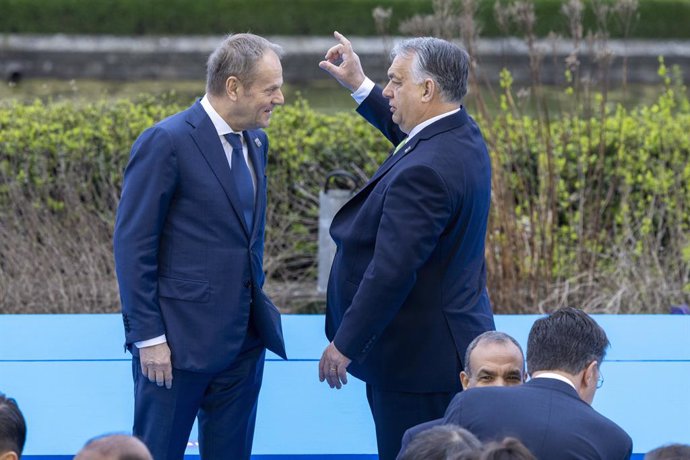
[224,133,254,232]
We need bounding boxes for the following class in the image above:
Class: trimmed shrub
[0,0,688,39]
[1,74,688,313]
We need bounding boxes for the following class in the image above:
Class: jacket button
[244,280,251,288]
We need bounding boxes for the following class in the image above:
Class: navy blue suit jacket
[114,101,286,373]
[442,378,633,459]
[326,87,495,392]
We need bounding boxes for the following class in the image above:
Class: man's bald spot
[74,435,152,460]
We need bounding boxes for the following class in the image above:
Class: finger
[164,368,173,390]
[334,31,352,52]
[323,44,343,61]
[338,366,348,386]
[318,355,326,382]
[145,365,157,384]
[328,366,341,389]
[155,369,165,387]
[319,60,343,77]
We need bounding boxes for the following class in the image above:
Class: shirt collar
[531,372,577,390]
[406,107,461,143]
[200,94,241,137]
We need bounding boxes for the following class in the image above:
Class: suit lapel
[341,108,470,212]
[187,102,251,238]
[244,131,265,242]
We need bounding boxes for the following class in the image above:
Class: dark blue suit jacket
[326,87,495,393]
[442,378,633,459]
[114,101,286,373]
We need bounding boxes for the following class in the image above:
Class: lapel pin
[254,138,262,148]
[404,146,412,153]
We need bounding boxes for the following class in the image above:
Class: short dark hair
[206,33,283,96]
[400,424,481,460]
[0,393,27,457]
[463,331,524,375]
[645,443,690,460]
[526,307,610,375]
[391,37,470,104]
[480,437,536,460]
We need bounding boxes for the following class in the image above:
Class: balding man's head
[460,331,526,390]
[74,434,152,460]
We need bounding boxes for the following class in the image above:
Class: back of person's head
[645,443,690,460]
[399,424,482,460]
[480,437,536,460]
[73,434,152,460]
[0,393,26,460]
[526,307,609,375]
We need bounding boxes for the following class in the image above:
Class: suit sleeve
[356,85,406,146]
[113,126,179,345]
[332,163,453,361]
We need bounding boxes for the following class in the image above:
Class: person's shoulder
[591,407,632,443]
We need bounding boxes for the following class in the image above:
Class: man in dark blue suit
[442,307,633,459]
[113,33,287,460]
[317,32,496,459]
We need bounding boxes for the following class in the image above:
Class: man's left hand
[319,342,352,389]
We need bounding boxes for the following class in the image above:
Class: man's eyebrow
[476,369,496,375]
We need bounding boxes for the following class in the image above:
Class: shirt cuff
[351,77,376,105]
[135,335,167,348]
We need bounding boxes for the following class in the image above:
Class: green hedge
[0,0,688,38]
[1,74,689,312]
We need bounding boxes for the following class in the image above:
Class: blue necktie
[224,133,254,232]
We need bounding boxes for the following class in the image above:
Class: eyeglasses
[596,370,604,389]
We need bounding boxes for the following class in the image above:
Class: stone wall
[2,34,689,85]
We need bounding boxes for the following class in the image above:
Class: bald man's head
[74,434,152,460]
[460,331,526,390]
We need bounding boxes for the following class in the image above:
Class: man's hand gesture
[318,31,367,92]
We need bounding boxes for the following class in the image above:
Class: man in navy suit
[442,307,633,459]
[317,32,496,459]
[114,34,287,460]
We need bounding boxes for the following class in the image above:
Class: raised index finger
[333,31,353,53]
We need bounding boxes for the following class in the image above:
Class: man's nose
[382,82,393,99]
[274,89,285,105]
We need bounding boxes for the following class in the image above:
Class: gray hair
[400,424,482,460]
[206,33,284,96]
[390,37,470,104]
[463,331,524,375]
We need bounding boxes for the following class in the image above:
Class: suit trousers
[132,331,265,460]
[366,384,456,460]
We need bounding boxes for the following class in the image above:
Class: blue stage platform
[1,314,688,459]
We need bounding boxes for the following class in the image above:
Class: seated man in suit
[398,331,526,457]
[442,307,633,459]
[0,393,26,460]
[74,434,152,460]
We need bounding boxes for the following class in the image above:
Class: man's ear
[421,78,435,102]
[225,76,240,101]
[0,450,19,460]
[460,371,470,390]
[583,360,599,389]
